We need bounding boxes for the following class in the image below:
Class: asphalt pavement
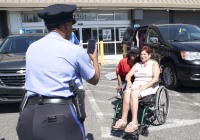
[84,64,200,140]
[0,63,200,140]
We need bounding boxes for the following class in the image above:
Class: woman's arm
[125,64,136,89]
[138,60,160,91]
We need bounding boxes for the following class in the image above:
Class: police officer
[16,4,100,140]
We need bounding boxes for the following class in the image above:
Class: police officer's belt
[27,95,73,105]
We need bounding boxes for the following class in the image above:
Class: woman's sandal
[124,122,139,134]
[112,119,127,130]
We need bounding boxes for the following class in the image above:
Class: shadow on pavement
[174,85,200,94]
[86,133,94,140]
[0,103,20,113]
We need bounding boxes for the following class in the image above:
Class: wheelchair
[111,85,169,139]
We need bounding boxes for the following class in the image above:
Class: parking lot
[0,64,200,140]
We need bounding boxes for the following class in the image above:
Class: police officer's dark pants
[16,103,85,140]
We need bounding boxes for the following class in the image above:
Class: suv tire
[161,63,180,89]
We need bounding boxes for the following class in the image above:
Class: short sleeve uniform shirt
[25,32,95,98]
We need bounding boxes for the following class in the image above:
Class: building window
[21,11,42,22]
[98,10,114,21]
[115,10,130,20]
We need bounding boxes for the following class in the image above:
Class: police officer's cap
[129,46,140,54]
[38,4,77,27]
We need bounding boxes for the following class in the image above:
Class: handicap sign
[19,28,26,34]
[133,24,140,28]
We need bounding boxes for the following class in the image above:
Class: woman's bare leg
[130,90,139,124]
[113,89,131,129]
[124,90,140,132]
[121,89,132,122]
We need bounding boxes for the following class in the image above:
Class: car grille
[0,69,25,87]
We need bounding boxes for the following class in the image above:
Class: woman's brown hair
[140,45,152,54]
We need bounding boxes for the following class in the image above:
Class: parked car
[0,38,4,45]
[0,34,45,103]
[132,24,200,89]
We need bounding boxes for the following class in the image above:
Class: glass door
[98,27,115,55]
[73,24,130,59]
[82,27,98,49]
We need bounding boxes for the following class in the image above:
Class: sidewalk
[98,54,123,65]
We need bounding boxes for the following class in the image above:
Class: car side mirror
[150,37,159,44]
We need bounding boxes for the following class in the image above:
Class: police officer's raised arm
[87,46,100,85]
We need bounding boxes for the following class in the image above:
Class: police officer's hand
[88,44,98,62]
[87,44,100,85]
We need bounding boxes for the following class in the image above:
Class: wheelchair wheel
[112,100,123,129]
[155,86,169,125]
[114,100,123,121]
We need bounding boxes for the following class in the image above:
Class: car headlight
[181,51,200,60]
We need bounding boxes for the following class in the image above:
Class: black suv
[133,24,200,89]
[0,34,44,103]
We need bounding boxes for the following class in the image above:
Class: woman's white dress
[131,59,159,97]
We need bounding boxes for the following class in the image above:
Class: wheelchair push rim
[155,86,169,125]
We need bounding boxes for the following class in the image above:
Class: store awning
[0,0,200,10]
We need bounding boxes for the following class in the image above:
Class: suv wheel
[161,63,180,89]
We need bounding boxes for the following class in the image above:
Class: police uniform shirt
[25,32,95,98]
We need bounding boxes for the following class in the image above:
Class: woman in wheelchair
[113,45,160,133]
[116,47,140,93]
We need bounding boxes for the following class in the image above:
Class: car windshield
[0,36,43,54]
[158,24,200,42]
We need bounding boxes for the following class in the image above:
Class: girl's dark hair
[127,51,137,60]
[127,47,140,60]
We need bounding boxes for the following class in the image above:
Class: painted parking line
[168,90,200,105]
[97,112,113,117]
[101,127,113,138]
[85,85,104,120]
[100,68,116,70]
[100,71,112,74]
[91,99,116,104]
[101,119,200,138]
[104,72,117,80]
[170,100,200,107]
[88,84,116,89]
[85,90,116,95]
[98,79,117,83]
[88,97,200,108]
[150,119,200,131]
[168,92,181,97]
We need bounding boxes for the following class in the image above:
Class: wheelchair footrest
[122,132,139,140]
[124,129,139,135]
[140,126,149,137]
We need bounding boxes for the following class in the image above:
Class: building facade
[0,0,200,59]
